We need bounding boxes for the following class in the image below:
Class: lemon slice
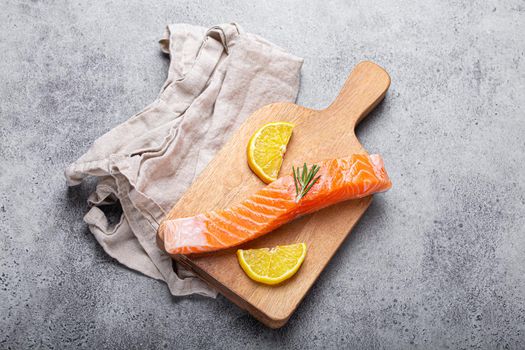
[247,122,294,183]
[237,243,307,285]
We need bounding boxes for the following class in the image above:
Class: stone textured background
[1,0,524,349]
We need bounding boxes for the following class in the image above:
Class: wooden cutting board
[158,61,390,328]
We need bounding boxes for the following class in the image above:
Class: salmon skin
[158,154,392,255]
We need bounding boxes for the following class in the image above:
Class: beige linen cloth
[65,23,303,297]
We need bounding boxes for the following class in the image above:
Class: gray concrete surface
[1,0,524,349]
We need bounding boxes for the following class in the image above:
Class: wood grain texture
[158,61,391,328]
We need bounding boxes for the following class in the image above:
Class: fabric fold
[65,22,303,296]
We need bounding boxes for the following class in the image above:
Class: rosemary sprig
[292,163,321,202]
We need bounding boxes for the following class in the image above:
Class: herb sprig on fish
[292,163,321,202]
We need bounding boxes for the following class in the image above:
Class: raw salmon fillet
[158,154,391,255]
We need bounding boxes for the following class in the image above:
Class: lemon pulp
[247,122,294,183]
[237,243,307,285]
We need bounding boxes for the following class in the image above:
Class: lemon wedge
[247,122,294,183]
[237,243,307,285]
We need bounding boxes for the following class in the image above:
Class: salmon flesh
[158,154,392,255]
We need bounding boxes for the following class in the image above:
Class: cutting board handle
[325,61,391,128]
